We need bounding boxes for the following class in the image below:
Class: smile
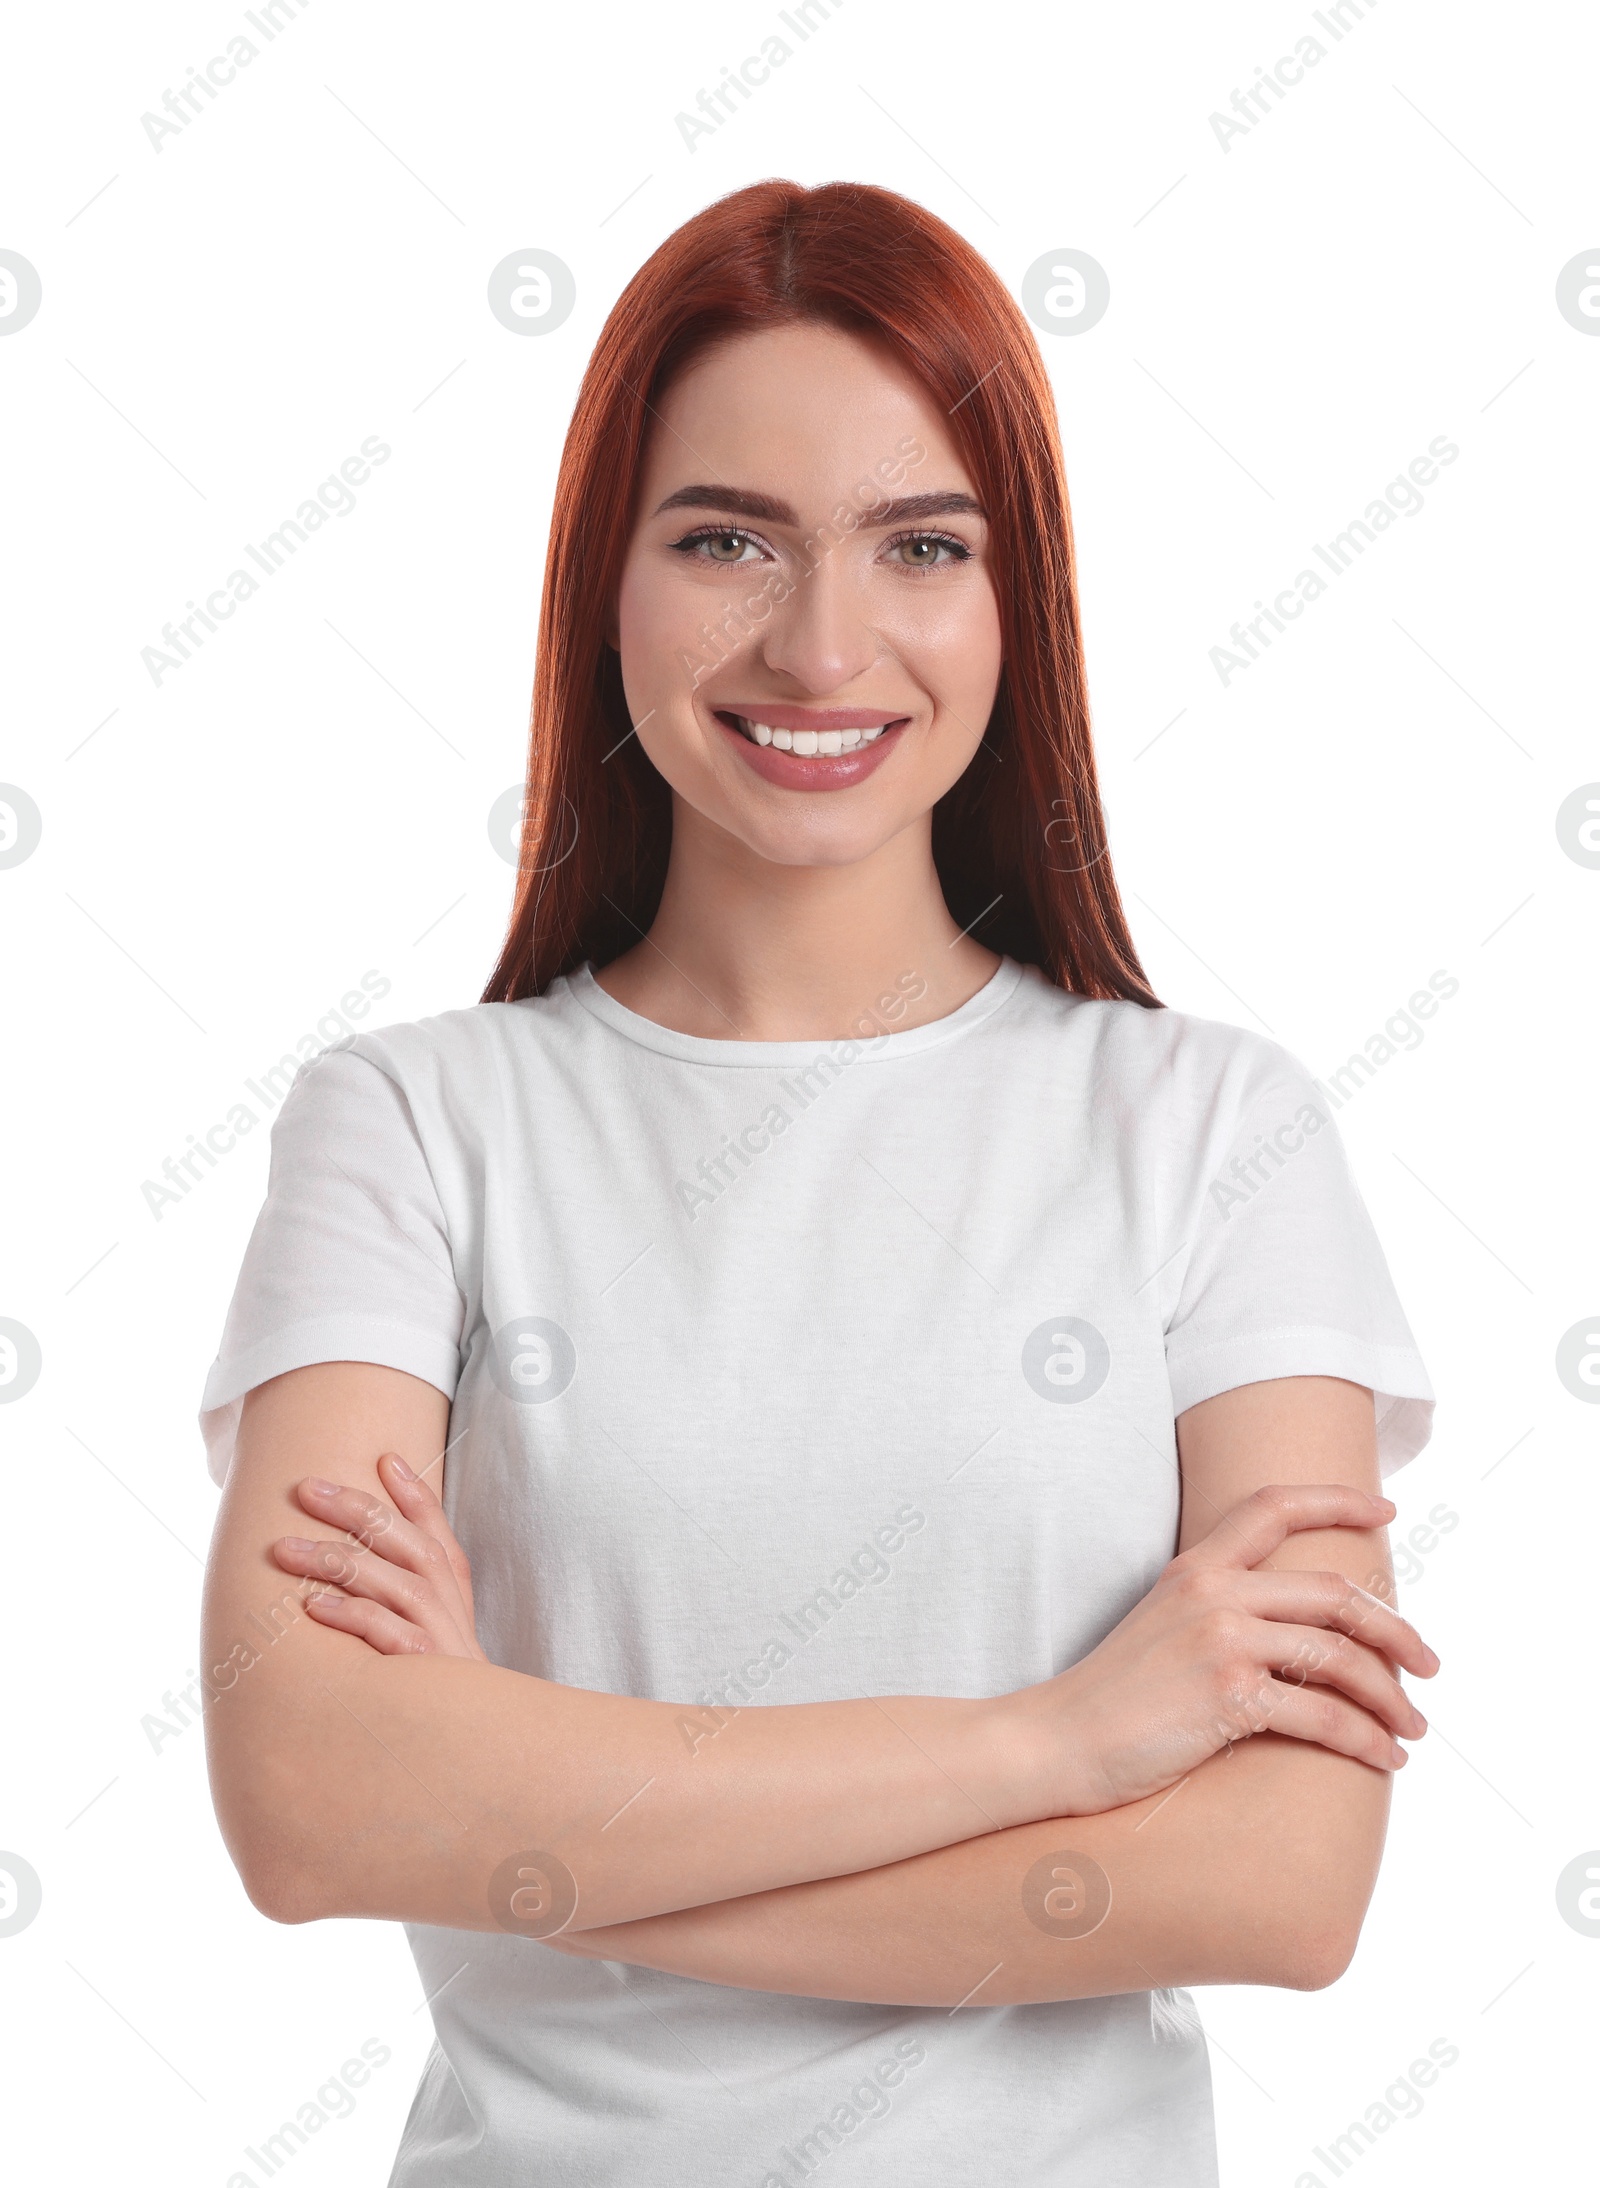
[727,713,888,754]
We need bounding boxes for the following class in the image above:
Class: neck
[593,800,1000,1041]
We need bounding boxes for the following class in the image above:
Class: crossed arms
[200,1364,1433,2005]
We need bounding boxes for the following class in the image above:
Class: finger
[1230,1681,1411,1773]
[1179,1484,1396,1573]
[303,1587,433,1656]
[294,1478,442,1581]
[376,1454,475,1605]
[274,1535,473,1652]
[1230,1569,1439,1677]
[272,1531,368,1590]
[1255,1624,1427,1740]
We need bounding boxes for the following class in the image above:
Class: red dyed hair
[481,179,1158,1008]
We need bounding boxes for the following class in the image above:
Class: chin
[733,810,902,872]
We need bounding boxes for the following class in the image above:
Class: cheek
[613,563,726,794]
[614,562,716,725]
[614,561,683,674]
[887,579,1003,728]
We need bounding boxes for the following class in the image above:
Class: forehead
[638,321,973,506]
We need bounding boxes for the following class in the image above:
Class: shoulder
[262,990,588,1204]
[282,985,582,1111]
[1004,965,1318,1123]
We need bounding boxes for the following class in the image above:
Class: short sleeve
[198,1041,465,1486]
[1160,1057,1434,1475]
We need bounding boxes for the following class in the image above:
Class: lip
[719,703,907,734]
[712,707,909,792]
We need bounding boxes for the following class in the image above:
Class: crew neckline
[562,956,1026,1067]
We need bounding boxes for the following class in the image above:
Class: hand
[270,1452,487,1662]
[1006,1484,1439,1816]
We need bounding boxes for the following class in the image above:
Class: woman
[199,180,1438,2186]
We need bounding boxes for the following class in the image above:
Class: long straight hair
[482,180,1158,1009]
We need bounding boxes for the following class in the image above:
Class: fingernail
[388,1455,416,1482]
[280,1537,317,1554]
[1391,1742,1407,1766]
[302,1477,339,1497]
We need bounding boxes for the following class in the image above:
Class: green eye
[887,531,968,569]
[668,525,768,565]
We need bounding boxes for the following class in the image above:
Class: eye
[884,530,971,570]
[670,525,766,564]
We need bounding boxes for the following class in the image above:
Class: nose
[754,550,882,695]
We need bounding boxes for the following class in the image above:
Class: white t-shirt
[200,957,1434,2188]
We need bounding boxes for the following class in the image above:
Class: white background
[2,1,1595,2181]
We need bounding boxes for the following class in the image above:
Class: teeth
[735,716,893,753]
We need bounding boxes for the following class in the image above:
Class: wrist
[983,1676,1097,1825]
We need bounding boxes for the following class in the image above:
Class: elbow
[209,1752,342,1927]
[199,1619,396,1925]
[222,1802,340,1926]
[1223,1744,1387,1990]
[235,1847,325,1928]
[1246,1882,1369,1991]
[1267,1915,1363,1992]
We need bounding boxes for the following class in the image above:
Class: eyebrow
[651,485,986,527]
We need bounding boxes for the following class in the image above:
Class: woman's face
[613,322,1003,871]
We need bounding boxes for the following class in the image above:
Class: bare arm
[201,1363,1040,1932]
[545,1733,1373,2002]
[544,1377,1419,1999]
[204,1368,1428,1958]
